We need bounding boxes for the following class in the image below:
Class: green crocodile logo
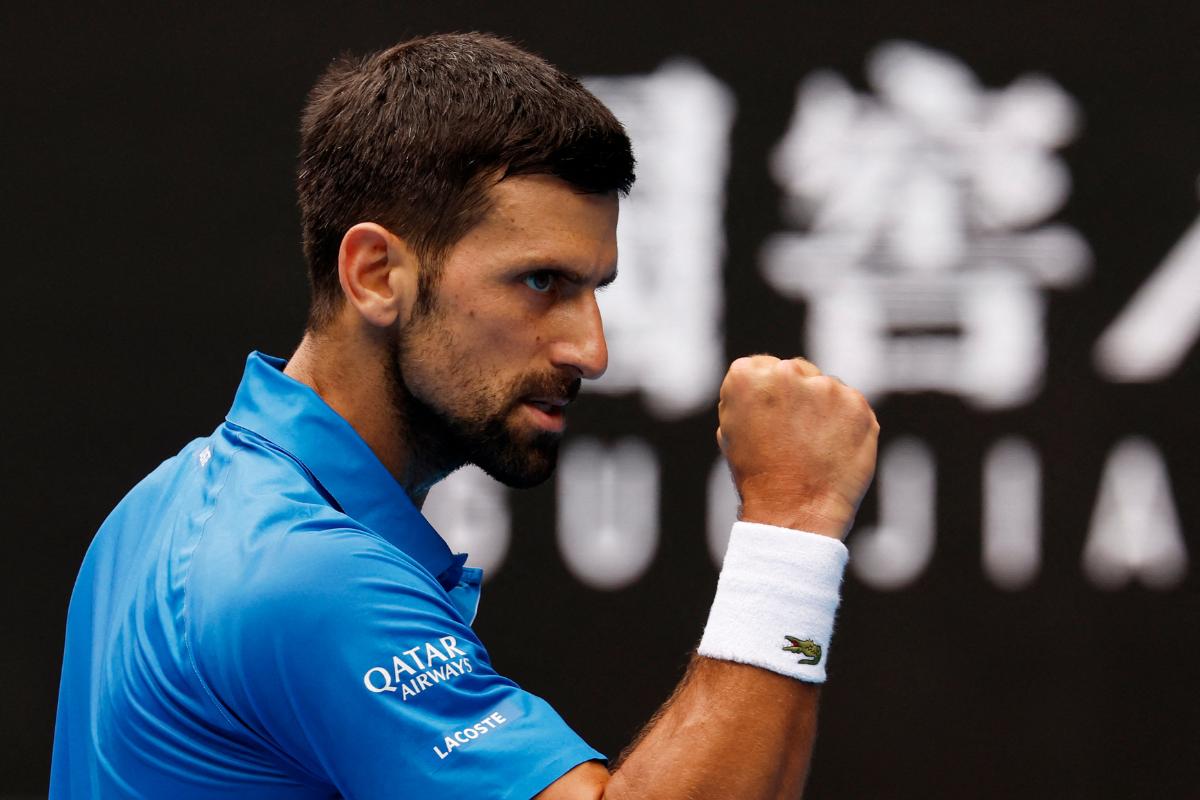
[782,635,822,666]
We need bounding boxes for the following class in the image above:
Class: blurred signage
[425,41,1192,594]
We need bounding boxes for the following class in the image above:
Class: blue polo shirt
[51,352,603,799]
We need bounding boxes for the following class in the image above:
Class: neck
[284,326,447,507]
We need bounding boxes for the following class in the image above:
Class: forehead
[445,173,619,276]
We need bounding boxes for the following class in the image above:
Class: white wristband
[697,521,849,683]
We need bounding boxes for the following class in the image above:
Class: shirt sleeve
[189,527,604,799]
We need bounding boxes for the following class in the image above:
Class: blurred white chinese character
[1094,180,1200,381]
[584,60,734,418]
[762,41,1091,408]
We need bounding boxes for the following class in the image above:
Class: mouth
[521,396,570,432]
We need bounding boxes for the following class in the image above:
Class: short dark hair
[297,32,636,328]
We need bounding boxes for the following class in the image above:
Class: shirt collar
[224,351,460,590]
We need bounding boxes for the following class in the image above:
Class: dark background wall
[4,2,1198,797]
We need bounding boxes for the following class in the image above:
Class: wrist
[739,500,853,540]
[698,521,849,683]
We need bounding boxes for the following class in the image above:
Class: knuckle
[808,374,839,393]
[726,354,782,391]
[747,354,780,372]
[727,357,760,381]
[833,380,869,406]
[788,357,822,377]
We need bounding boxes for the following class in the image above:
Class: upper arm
[191,530,602,798]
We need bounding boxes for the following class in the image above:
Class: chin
[488,466,556,490]
[472,436,560,489]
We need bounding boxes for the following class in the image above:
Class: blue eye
[523,271,554,293]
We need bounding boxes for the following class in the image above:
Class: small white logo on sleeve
[362,636,472,700]
[433,711,509,760]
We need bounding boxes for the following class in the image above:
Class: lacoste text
[434,711,509,759]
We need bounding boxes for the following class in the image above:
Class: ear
[336,222,420,328]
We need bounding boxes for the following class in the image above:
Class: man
[51,33,879,798]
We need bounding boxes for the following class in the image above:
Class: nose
[551,292,608,380]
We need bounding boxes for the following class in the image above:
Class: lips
[526,397,568,414]
[516,375,580,431]
[521,396,570,432]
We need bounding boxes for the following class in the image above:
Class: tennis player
[50,32,878,799]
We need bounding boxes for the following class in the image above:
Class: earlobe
[337,223,418,328]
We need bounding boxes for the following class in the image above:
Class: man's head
[298,32,635,327]
[387,173,619,489]
[295,34,635,491]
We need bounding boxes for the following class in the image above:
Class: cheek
[410,291,547,392]
[402,321,521,411]
[457,306,540,367]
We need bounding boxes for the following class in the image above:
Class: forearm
[541,523,844,800]
[604,655,820,799]
[604,521,838,798]
[538,357,877,800]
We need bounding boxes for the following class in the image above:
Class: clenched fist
[716,356,879,540]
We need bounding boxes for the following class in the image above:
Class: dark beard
[386,327,577,490]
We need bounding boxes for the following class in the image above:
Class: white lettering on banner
[408,50,1192,595]
[583,60,733,419]
[982,437,1042,590]
[422,465,510,581]
[1083,438,1188,589]
[704,433,1191,592]
[362,637,471,698]
[1094,191,1200,381]
[762,40,1091,409]
[851,437,937,590]
[433,711,509,760]
[557,438,659,590]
